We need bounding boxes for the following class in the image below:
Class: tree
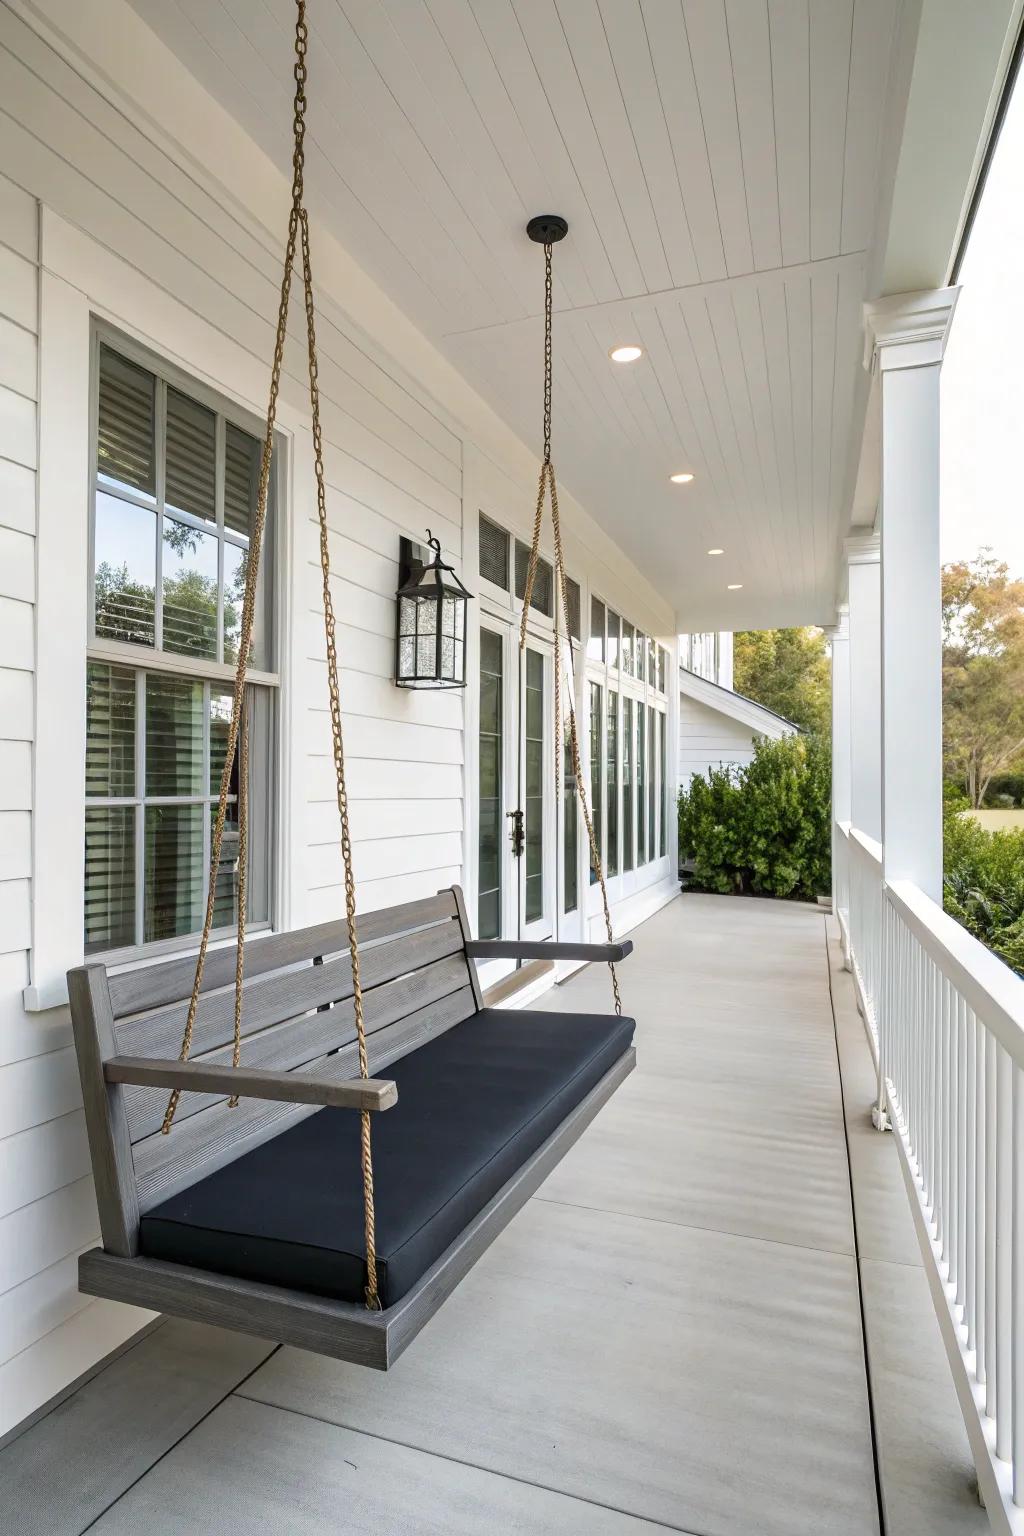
[732,627,831,735]
[942,552,1024,807]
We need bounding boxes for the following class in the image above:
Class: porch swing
[67,0,634,1371]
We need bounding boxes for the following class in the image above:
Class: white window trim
[24,209,308,1011]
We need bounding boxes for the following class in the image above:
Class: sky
[941,67,1024,577]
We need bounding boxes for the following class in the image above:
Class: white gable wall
[0,4,678,1438]
[678,694,770,786]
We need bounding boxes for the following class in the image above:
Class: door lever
[506,808,525,858]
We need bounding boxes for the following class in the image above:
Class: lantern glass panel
[399,636,415,675]
[418,596,436,636]
[399,595,416,636]
[441,635,455,678]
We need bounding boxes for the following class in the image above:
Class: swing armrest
[464,939,633,963]
[104,1056,398,1112]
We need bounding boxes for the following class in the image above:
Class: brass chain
[520,242,622,1016]
[160,0,380,1310]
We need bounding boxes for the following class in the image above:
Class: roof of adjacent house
[678,666,802,740]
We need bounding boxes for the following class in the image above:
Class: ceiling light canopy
[609,344,643,364]
[727,583,743,590]
[670,472,694,484]
[707,548,724,556]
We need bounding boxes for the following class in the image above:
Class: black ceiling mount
[526,214,569,245]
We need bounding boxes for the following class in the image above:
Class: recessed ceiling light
[707,548,724,556]
[670,472,694,484]
[609,344,643,363]
[727,583,743,590]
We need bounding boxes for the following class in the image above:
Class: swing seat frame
[68,888,634,1370]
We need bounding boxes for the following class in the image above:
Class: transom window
[85,335,277,958]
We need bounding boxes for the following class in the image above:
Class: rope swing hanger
[159,0,382,1312]
[522,216,622,1018]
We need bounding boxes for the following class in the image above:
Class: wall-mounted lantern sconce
[395,531,471,689]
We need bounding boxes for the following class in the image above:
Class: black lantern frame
[395,532,472,689]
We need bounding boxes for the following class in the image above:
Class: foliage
[943,803,1024,974]
[942,552,1024,807]
[732,627,831,735]
[677,733,832,900]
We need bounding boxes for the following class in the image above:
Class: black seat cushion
[140,1007,634,1309]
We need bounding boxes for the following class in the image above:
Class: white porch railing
[842,821,1024,1533]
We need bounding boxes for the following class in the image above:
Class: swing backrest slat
[68,889,477,1252]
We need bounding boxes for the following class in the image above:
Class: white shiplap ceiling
[127,0,903,629]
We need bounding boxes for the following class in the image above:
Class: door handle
[506,809,525,858]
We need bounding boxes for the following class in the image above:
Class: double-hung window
[85,335,277,959]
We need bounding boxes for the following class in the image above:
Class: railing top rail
[835,820,851,839]
[849,826,883,865]
[887,877,1024,1068]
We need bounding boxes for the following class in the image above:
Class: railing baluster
[967,1005,978,1354]
[997,1043,1012,1457]
[956,993,967,1309]
[977,1014,987,1386]
[986,1028,997,1407]
[1013,1063,1024,1504]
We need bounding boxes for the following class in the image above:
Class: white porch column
[846,533,881,843]
[826,607,851,958]
[865,288,958,902]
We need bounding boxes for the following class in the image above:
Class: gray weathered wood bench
[68,888,634,1369]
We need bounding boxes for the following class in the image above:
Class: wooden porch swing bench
[68,888,635,1370]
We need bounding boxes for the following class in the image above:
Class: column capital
[863,287,959,374]
[845,531,880,566]
[822,605,850,641]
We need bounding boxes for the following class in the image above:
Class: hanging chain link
[160,0,381,1310]
[520,240,622,1016]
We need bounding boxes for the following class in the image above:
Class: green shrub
[677,734,831,901]
[943,804,1024,974]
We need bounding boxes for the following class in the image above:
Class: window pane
[607,690,619,876]
[166,387,216,526]
[224,422,260,537]
[478,627,503,939]
[162,516,219,658]
[589,597,605,663]
[515,541,554,616]
[97,347,155,497]
[479,515,510,590]
[94,492,156,647]
[648,637,657,687]
[648,705,657,863]
[223,541,249,665]
[525,649,544,922]
[212,801,241,930]
[565,577,581,642]
[607,612,620,670]
[209,690,238,796]
[637,703,647,864]
[564,724,578,913]
[84,807,135,953]
[660,711,669,858]
[623,696,634,873]
[622,621,634,678]
[146,674,203,796]
[86,663,135,798]
[637,633,646,684]
[589,682,603,884]
[144,804,203,943]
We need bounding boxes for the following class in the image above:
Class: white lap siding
[0,2,676,1436]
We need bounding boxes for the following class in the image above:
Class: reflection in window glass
[478,629,503,940]
[84,807,135,954]
[623,696,634,873]
[162,517,219,658]
[637,702,647,864]
[589,682,603,884]
[648,705,657,863]
[166,387,217,526]
[607,690,619,876]
[622,620,634,678]
[146,674,203,797]
[93,492,156,646]
[144,803,204,943]
[607,612,620,670]
[588,597,605,663]
[86,663,135,798]
[564,710,578,913]
[660,710,669,858]
[525,649,544,922]
[97,346,155,497]
[223,541,249,665]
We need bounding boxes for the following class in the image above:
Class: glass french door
[518,638,553,941]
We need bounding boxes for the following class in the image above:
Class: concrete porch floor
[2,896,985,1534]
